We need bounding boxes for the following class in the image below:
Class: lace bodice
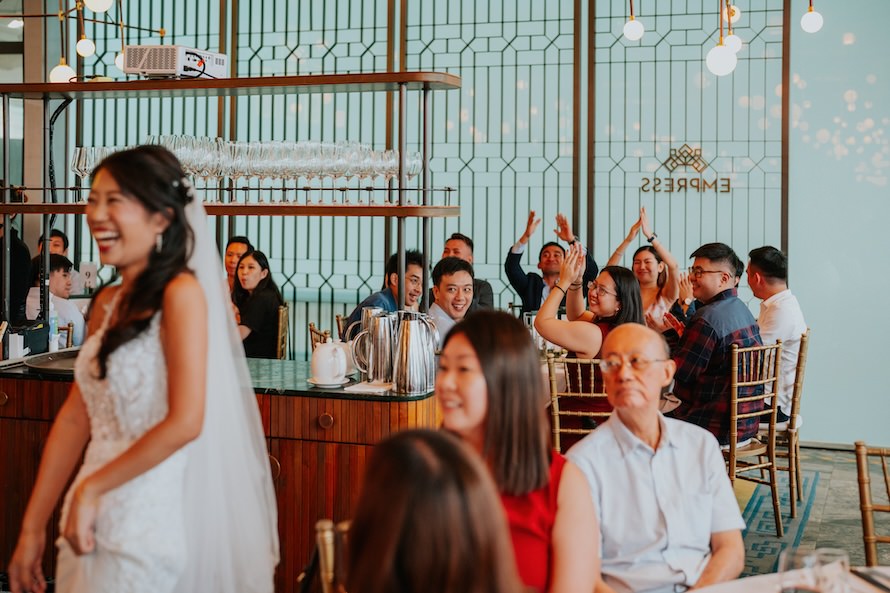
[74,304,168,443]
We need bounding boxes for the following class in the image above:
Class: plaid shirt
[665,288,763,445]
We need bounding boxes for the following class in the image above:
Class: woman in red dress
[436,311,600,593]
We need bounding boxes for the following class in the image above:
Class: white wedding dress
[57,310,188,592]
[54,196,278,593]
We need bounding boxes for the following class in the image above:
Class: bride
[7,146,279,593]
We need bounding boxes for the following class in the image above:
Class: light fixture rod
[629,0,635,19]
[718,0,724,44]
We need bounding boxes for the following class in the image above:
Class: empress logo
[640,144,732,193]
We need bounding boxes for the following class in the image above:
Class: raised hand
[624,216,642,243]
[554,213,574,243]
[639,206,653,240]
[559,243,585,286]
[678,271,693,305]
[521,210,542,243]
[8,530,48,593]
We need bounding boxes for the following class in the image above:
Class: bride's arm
[64,273,208,555]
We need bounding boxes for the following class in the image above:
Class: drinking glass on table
[779,547,850,593]
[814,548,849,593]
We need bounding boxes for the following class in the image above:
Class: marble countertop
[0,355,434,402]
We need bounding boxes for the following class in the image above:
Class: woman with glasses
[535,244,644,445]
[606,207,682,329]
[437,311,600,593]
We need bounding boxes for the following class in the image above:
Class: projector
[123,45,228,79]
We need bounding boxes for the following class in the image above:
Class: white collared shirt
[25,287,86,346]
[758,289,807,416]
[427,302,457,348]
[567,413,745,593]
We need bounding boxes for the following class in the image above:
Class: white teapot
[311,338,347,385]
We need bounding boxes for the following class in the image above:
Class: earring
[155,233,163,253]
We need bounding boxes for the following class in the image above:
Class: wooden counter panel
[0,377,70,420]
[267,393,439,443]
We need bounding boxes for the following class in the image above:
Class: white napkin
[344,381,393,394]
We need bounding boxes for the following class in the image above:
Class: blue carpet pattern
[741,470,820,576]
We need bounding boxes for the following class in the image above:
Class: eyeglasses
[688,267,726,279]
[599,355,670,374]
[587,281,617,297]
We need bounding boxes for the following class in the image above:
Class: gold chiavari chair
[546,352,611,454]
[855,441,890,566]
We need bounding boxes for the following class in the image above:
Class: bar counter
[0,359,439,593]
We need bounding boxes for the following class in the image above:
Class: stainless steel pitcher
[351,312,396,383]
[392,311,440,394]
[344,306,384,341]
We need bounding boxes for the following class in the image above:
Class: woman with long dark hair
[436,311,600,593]
[232,250,284,359]
[7,146,278,593]
[347,429,524,593]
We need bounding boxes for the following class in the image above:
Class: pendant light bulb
[623,17,645,41]
[114,51,126,71]
[83,0,114,13]
[706,43,737,76]
[800,9,824,33]
[76,37,96,58]
[724,33,743,53]
[722,4,742,24]
[49,58,76,83]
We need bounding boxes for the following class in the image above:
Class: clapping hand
[555,213,574,243]
[678,271,693,305]
[560,243,586,286]
[639,207,653,240]
[520,211,541,243]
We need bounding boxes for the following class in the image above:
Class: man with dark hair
[428,257,474,345]
[505,211,598,314]
[747,246,806,423]
[441,232,493,310]
[224,235,254,293]
[36,229,83,294]
[343,249,424,340]
[26,254,85,345]
[656,242,763,445]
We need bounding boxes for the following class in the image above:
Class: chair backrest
[277,305,289,360]
[57,322,75,348]
[726,342,782,471]
[335,314,347,340]
[547,352,611,453]
[855,441,890,567]
[308,322,331,352]
[786,329,810,430]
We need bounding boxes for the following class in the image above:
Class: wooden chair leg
[769,464,784,538]
[788,461,797,519]
[794,438,803,502]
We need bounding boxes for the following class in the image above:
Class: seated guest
[651,243,763,445]
[0,219,31,324]
[224,235,253,293]
[747,246,807,423]
[568,323,745,593]
[535,244,644,444]
[606,207,681,330]
[342,249,424,340]
[428,257,474,346]
[233,250,284,358]
[25,254,85,346]
[505,211,599,313]
[441,232,493,310]
[37,229,84,294]
[347,429,524,593]
[437,311,600,593]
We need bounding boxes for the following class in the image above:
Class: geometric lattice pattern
[665,144,710,173]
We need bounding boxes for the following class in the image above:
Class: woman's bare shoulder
[163,272,205,308]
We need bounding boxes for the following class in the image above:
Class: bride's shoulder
[163,272,205,309]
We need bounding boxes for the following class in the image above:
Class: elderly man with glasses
[649,242,763,446]
[567,323,745,593]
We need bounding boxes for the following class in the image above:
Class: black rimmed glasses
[587,281,617,297]
[599,355,670,374]
[688,267,726,279]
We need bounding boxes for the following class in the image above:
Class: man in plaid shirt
[655,243,763,445]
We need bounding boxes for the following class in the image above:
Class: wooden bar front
[0,361,438,593]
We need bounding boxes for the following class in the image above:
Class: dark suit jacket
[504,247,598,314]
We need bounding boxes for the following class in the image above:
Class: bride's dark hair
[90,145,194,378]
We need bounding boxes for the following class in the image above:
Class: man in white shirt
[567,323,745,593]
[427,257,474,346]
[37,229,84,294]
[26,254,86,346]
[747,246,807,423]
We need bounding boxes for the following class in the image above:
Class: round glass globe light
[83,0,113,13]
[49,61,76,83]
[800,10,823,33]
[76,38,96,58]
[623,19,645,41]
[706,44,737,77]
[725,34,743,54]
[722,4,742,24]
[114,52,125,71]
